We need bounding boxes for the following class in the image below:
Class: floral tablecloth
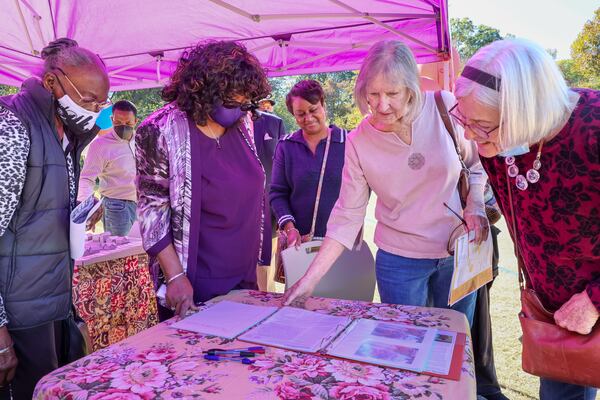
[73,253,159,351]
[35,290,475,399]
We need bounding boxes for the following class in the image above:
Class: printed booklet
[173,301,465,379]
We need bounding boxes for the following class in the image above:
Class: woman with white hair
[453,39,599,400]
[283,39,488,326]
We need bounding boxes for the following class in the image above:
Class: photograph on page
[326,319,437,372]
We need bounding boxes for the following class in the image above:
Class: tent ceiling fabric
[0,0,451,91]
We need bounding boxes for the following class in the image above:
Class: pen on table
[229,346,265,353]
[204,347,265,357]
[204,354,255,364]
[205,350,258,357]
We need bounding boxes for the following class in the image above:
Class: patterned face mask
[55,93,101,135]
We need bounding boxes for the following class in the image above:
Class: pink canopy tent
[1,0,454,91]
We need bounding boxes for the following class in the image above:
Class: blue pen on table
[204,354,255,364]
[230,346,265,353]
[204,346,265,357]
[207,350,256,357]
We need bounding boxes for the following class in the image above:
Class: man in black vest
[252,109,286,290]
[0,38,108,398]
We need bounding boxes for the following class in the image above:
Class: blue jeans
[102,197,137,236]
[375,249,476,326]
[540,378,597,400]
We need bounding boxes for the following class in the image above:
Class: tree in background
[559,8,599,89]
[0,84,17,97]
[269,72,362,134]
[110,88,164,121]
[450,17,503,62]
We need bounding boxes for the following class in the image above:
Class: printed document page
[326,319,437,372]
[423,330,458,375]
[449,231,493,306]
[239,307,352,353]
[171,301,278,339]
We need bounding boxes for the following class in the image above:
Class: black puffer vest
[0,78,95,330]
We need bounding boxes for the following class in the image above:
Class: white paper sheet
[70,195,102,259]
[326,320,437,372]
[171,301,278,339]
[423,330,457,375]
[449,230,494,305]
[238,306,352,353]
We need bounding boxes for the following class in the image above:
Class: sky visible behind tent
[449,0,596,60]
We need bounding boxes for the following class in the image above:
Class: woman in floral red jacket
[453,38,599,400]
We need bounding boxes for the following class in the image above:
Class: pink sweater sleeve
[325,136,370,250]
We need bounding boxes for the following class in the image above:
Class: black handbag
[61,306,91,364]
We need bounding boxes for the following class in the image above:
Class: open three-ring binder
[171,300,466,380]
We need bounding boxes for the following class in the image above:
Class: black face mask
[114,125,134,141]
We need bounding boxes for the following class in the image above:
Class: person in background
[136,41,271,320]
[0,38,109,398]
[270,80,347,250]
[252,109,286,290]
[454,38,599,400]
[283,40,488,327]
[471,183,508,400]
[258,98,276,113]
[78,100,139,236]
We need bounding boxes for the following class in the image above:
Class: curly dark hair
[162,41,271,125]
[285,79,325,114]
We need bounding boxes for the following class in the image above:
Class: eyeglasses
[53,67,111,112]
[222,99,256,112]
[448,103,498,139]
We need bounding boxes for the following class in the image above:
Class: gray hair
[455,38,577,149]
[354,40,423,122]
[40,38,104,75]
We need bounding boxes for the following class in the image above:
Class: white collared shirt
[77,129,137,202]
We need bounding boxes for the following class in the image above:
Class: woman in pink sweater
[283,40,488,326]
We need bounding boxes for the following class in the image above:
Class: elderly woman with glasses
[283,39,488,326]
[270,80,348,250]
[0,38,109,398]
[135,41,271,321]
[454,39,599,400]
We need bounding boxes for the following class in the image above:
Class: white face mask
[56,93,101,133]
[498,143,530,157]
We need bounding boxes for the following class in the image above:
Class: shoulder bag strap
[434,91,469,171]
[309,129,332,238]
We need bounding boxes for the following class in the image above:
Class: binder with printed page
[173,301,465,380]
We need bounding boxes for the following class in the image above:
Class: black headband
[461,66,501,91]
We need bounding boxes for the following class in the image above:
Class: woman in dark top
[454,38,599,400]
[270,80,347,247]
[135,41,271,319]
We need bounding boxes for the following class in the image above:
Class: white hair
[455,38,577,149]
[354,40,423,122]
